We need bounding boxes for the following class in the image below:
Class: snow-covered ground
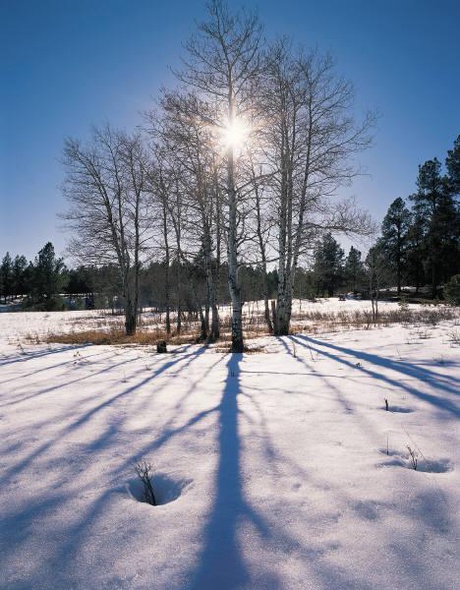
[0,302,459,589]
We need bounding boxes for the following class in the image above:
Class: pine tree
[33,242,66,308]
[344,246,365,293]
[405,213,426,291]
[0,252,13,304]
[312,233,345,297]
[446,134,460,195]
[409,158,459,297]
[379,197,412,294]
[12,255,29,299]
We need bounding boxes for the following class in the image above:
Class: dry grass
[290,306,459,332]
[42,327,199,347]
[32,302,460,347]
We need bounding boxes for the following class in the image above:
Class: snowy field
[0,301,459,589]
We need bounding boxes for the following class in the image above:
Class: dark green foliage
[379,197,412,294]
[0,252,13,303]
[409,158,460,297]
[32,242,66,308]
[12,255,30,298]
[370,135,460,298]
[1,245,67,309]
[312,233,345,297]
[446,134,460,195]
[343,246,366,293]
[444,274,460,305]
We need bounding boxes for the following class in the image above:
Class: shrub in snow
[406,446,418,470]
[448,328,460,345]
[135,460,157,506]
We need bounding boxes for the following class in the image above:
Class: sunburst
[221,117,249,149]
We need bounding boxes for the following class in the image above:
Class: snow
[0,302,459,589]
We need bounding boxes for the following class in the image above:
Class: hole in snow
[417,459,454,474]
[127,473,192,506]
[378,451,454,473]
[387,406,414,414]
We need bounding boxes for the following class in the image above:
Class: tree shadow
[292,335,460,417]
[2,341,454,589]
[0,345,210,486]
[187,353,250,588]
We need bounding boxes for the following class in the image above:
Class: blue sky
[1,0,459,262]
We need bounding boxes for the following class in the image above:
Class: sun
[221,118,249,149]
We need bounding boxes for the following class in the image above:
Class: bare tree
[61,125,152,335]
[365,244,390,323]
[145,144,175,335]
[259,40,376,335]
[176,0,263,352]
[148,92,224,342]
[247,154,275,332]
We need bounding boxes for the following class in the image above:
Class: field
[0,300,459,589]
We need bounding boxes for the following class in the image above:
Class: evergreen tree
[446,134,460,196]
[410,158,459,297]
[12,255,29,298]
[312,233,345,297]
[33,242,66,308]
[379,197,412,294]
[343,246,365,293]
[444,274,460,305]
[0,252,13,303]
[405,213,426,291]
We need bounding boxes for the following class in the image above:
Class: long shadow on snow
[0,348,141,409]
[0,346,209,486]
[0,344,93,375]
[0,346,395,590]
[187,353,252,589]
[293,335,459,416]
[187,353,376,590]
[68,345,210,432]
[0,344,78,368]
[0,345,118,386]
[0,346,213,585]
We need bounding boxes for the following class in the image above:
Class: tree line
[0,241,364,315]
[0,242,65,310]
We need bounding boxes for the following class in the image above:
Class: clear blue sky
[1,0,459,262]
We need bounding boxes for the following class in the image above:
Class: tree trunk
[271,300,278,335]
[227,139,244,352]
[276,288,292,335]
[125,296,137,336]
[203,230,220,342]
[210,301,220,341]
[163,204,171,336]
[230,291,244,352]
[198,306,208,342]
[264,294,273,334]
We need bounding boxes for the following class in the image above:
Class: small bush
[135,460,157,506]
[448,328,460,345]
